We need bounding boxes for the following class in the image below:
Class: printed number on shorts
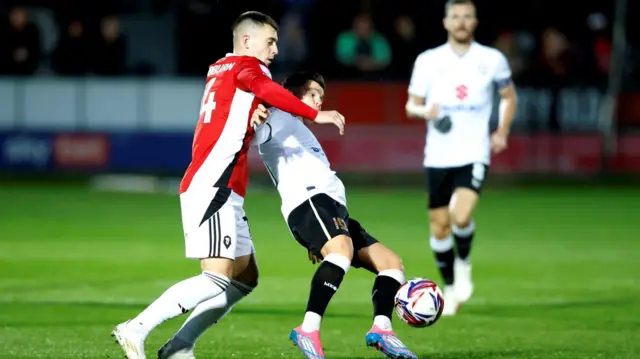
[471,163,485,188]
[200,78,217,123]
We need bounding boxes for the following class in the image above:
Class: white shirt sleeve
[251,122,272,146]
[408,53,430,97]
[493,51,512,89]
[251,109,287,146]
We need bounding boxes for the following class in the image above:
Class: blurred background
[0,0,639,180]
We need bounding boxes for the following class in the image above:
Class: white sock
[301,312,322,332]
[378,268,405,284]
[374,315,393,331]
[128,271,229,338]
[173,280,254,346]
[452,220,475,237]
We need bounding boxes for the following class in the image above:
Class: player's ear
[242,34,250,49]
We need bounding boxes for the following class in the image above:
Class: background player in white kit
[405,0,518,316]
[253,72,417,359]
[111,12,346,359]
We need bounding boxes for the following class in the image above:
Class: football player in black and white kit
[253,72,418,359]
[405,0,518,315]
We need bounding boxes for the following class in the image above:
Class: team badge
[333,217,347,231]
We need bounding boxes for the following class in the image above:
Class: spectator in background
[93,16,127,75]
[271,12,308,75]
[493,30,526,80]
[587,13,611,83]
[1,7,41,75]
[537,27,582,85]
[52,20,90,75]
[281,0,314,17]
[389,15,420,79]
[335,13,391,78]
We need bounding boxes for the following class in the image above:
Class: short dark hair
[281,71,326,98]
[445,0,475,15]
[232,11,279,33]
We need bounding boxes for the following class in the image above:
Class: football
[394,278,444,328]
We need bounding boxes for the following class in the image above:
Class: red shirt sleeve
[236,61,319,120]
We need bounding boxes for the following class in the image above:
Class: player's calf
[450,188,478,304]
[450,222,475,304]
[291,235,352,359]
[429,208,455,287]
[449,187,478,261]
[356,244,418,359]
[301,234,352,332]
[159,255,259,358]
[357,243,406,331]
[113,265,231,359]
[428,208,459,315]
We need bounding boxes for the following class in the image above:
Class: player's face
[300,81,324,111]
[248,24,279,65]
[443,4,477,43]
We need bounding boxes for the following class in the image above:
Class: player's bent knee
[450,215,472,229]
[430,222,451,240]
[232,254,259,287]
[450,188,478,227]
[376,252,404,273]
[356,243,404,274]
[321,234,354,260]
[449,208,473,228]
[429,208,451,239]
[200,257,234,278]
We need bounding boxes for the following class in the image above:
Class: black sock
[453,221,475,261]
[430,236,455,286]
[372,273,402,319]
[306,259,347,316]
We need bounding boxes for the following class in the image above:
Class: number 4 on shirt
[200,78,217,123]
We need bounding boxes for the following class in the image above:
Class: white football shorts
[180,187,254,260]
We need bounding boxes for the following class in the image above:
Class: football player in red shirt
[111,11,346,359]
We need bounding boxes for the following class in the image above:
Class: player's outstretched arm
[312,110,345,135]
[238,65,345,134]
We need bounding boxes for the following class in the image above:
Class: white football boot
[112,321,147,359]
[157,338,196,359]
[454,258,474,303]
[441,285,460,316]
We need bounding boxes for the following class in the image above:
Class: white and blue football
[394,278,444,328]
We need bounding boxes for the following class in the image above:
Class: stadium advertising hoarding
[1,130,639,174]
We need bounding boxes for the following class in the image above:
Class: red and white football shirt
[179,54,272,198]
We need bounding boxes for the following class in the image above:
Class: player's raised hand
[250,104,270,127]
[314,110,345,135]
[490,131,508,153]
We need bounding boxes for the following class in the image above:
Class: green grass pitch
[0,184,639,359]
